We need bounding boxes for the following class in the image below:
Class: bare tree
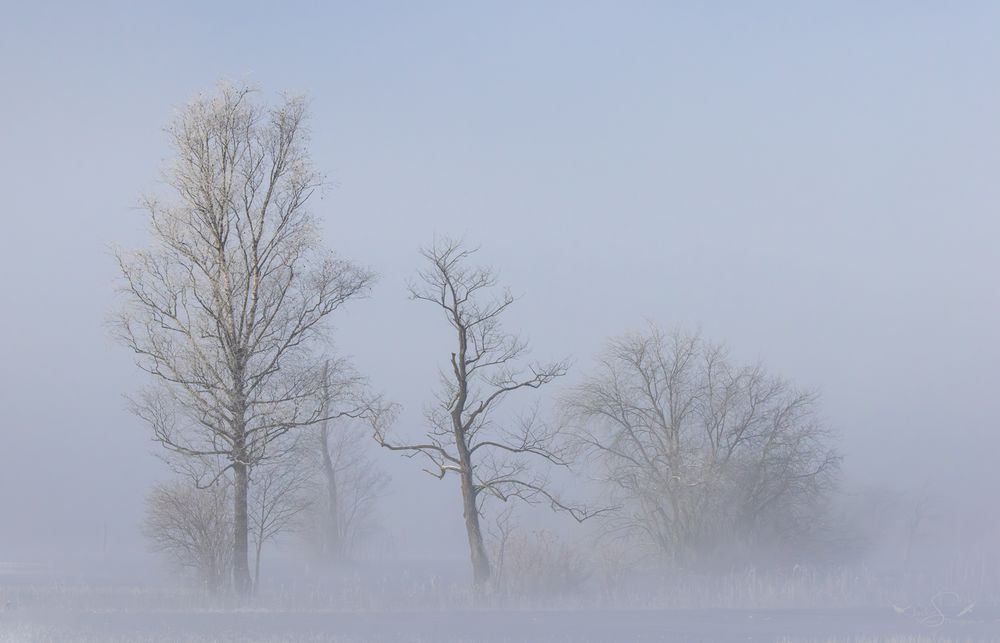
[902,482,936,569]
[302,359,392,565]
[314,420,390,563]
[115,83,375,595]
[248,443,313,592]
[485,504,517,593]
[374,239,593,589]
[144,479,233,594]
[565,325,840,567]
[302,421,390,565]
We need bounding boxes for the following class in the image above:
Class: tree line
[115,84,840,597]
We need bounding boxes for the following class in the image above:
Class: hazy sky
[2,2,999,567]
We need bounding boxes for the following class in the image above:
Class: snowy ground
[2,605,1000,642]
[2,566,999,642]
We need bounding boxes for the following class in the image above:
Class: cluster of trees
[115,85,390,594]
[116,84,841,597]
[142,400,387,593]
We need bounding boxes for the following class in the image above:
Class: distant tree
[248,442,313,592]
[374,239,595,589]
[902,483,935,569]
[303,419,390,565]
[565,325,840,567]
[144,479,232,594]
[115,83,375,595]
[303,359,391,565]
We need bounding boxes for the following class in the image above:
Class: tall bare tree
[565,325,840,566]
[115,84,375,595]
[374,239,591,589]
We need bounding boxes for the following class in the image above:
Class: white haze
[1,2,999,641]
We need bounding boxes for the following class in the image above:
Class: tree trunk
[460,467,490,589]
[233,461,252,597]
[451,326,491,590]
[253,537,263,595]
[320,425,342,563]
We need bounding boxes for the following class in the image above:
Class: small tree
[115,83,374,595]
[565,325,840,567]
[494,529,590,600]
[248,443,313,592]
[374,239,593,589]
[144,479,233,594]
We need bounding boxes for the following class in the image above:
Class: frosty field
[3,603,999,642]
[2,568,998,643]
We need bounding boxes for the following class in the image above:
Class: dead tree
[565,324,840,566]
[374,239,592,589]
[115,83,375,595]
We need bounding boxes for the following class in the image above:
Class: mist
[2,2,999,641]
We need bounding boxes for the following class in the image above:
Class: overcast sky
[2,1,998,568]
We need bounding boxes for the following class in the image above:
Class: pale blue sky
[2,2,999,566]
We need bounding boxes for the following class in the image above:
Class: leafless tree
[114,83,375,595]
[314,421,390,563]
[144,479,233,594]
[374,239,594,589]
[565,324,840,567]
[248,442,313,592]
[303,359,392,565]
[903,482,936,569]
[485,504,517,593]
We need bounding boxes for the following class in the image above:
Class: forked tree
[374,239,593,589]
[115,84,374,595]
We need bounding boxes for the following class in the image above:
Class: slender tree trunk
[233,460,252,596]
[319,425,342,563]
[206,568,222,596]
[253,538,263,595]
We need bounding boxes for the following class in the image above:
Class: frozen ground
[2,605,1000,642]
[2,590,1000,643]
[2,564,999,642]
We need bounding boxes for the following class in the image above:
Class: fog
[2,2,999,641]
